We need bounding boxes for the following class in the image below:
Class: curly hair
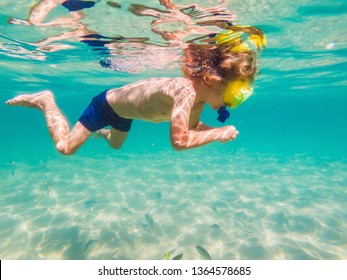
[182,43,257,82]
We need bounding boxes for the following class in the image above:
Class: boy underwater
[6,26,266,155]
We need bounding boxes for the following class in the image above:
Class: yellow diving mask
[223,80,253,109]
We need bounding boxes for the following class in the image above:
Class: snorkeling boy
[6,26,266,155]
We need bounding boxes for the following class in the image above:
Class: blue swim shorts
[79,90,133,132]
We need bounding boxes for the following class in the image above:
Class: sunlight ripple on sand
[1,150,346,259]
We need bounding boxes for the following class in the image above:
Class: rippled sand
[0,149,346,260]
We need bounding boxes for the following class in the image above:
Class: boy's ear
[202,74,220,85]
[202,75,212,85]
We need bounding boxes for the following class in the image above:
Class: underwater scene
[0,0,347,260]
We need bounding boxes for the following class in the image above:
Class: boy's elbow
[171,143,186,151]
[170,137,188,151]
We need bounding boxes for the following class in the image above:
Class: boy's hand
[219,126,239,143]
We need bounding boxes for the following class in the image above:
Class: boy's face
[204,77,253,110]
[222,79,253,109]
[207,80,229,110]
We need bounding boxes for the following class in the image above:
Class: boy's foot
[5,90,54,110]
[94,129,110,140]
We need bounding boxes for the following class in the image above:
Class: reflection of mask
[223,80,253,109]
[212,26,267,53]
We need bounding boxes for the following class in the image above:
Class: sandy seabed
[1,149,346,260]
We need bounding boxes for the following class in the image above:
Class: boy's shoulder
[121,76,193,91]
[143,76,191,85]
[112,77,194,97]
[134,76,191,84]
[163,76,194,89]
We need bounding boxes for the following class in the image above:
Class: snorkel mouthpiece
[217,106,230,123]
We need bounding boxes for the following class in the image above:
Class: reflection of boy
[8,0,96,26]
[8,0,141,64]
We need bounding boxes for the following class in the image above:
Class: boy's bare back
[107,77,200,126]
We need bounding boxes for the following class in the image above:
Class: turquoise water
[1,0,347,260]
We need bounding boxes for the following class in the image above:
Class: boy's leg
[58,121,92,154]
[6,90,92,155]
[95,127,129,150]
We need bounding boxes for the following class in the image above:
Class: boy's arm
[170,90,238,151]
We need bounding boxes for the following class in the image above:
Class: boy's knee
[56,141,76,156]
[109,141,123,150]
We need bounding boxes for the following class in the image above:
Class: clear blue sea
[0,0,346,260]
